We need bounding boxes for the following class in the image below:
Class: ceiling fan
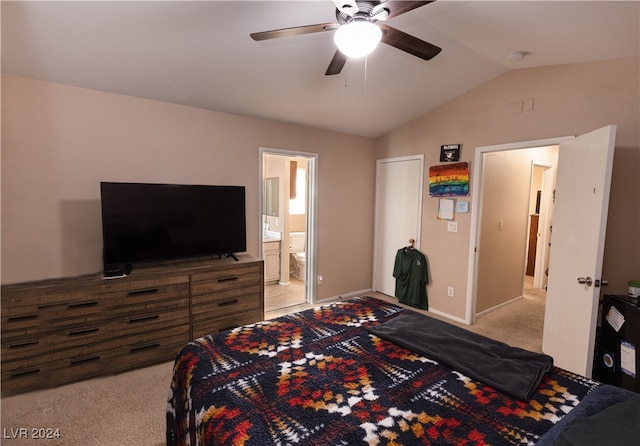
[250,0,441,76]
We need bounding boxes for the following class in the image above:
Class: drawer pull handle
[218,299,239,307]
[219,325,239,332]
[71,355,100,366]
[9,340,40,349]
[68,301,99,310]
[11,368,41,378]
[69,327,99,337]
[130,342,161,353]
[127,288,159,297]
[7,314,38,322]
[129,315,160,324]
[218,275,239,283]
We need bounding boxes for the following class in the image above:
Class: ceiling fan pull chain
[363,55,368,101]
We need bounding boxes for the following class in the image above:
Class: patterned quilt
[167,296,600,445]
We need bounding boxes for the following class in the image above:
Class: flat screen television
[100,182,246,276]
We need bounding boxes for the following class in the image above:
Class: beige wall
[3,57,639,321]
[1,74,376,302]
[375,57,640,320]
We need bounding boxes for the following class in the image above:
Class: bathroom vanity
[263,231,281,284]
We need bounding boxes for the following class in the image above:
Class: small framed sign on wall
[440,144,461,162]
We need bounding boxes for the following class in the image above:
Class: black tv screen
[100,182,246,274]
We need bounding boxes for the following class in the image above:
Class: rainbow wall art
[429,162,470,197]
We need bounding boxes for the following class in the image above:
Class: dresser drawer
[1,325,189,395]
[106,324,190,375]
[99,274,189,293]
[1,307,51,333]
[1,283,100,314]
[2,299,189,362]
[2,294,104,333]
[1,302,110,345]
[191,264,262,295]
[0,278,188,336]
[100,277,189,307]
[191,285,261,316]
[192,309,263,339]
[2,319,105,362]
[105,304,190,339]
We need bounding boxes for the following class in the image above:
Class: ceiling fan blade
[383,1,434,19]
[379,23,441,60]
[251,23,339,41]
[325,49,348,76]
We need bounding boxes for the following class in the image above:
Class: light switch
[447,221,458,233]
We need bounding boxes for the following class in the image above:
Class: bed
[167,296,637,445]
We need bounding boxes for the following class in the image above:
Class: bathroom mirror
[264,177,279,217]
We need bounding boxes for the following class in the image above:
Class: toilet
[289,232,306,281]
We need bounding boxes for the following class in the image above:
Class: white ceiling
[2,1,639,138]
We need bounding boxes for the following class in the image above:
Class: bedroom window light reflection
[290,168,306,215]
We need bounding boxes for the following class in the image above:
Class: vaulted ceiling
[3,1,639,137]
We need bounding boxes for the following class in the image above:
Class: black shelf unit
[593,294,640,393]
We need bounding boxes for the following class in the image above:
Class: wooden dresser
[1,256,263,396]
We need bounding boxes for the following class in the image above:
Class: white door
[373,156,424,296]
[542,125,617,377]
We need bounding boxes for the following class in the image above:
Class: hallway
[471,275,546,352]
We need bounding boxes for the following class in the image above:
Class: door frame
[465,136,572,324]
[259,147,318,304]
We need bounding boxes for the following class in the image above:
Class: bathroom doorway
[259,148,317,315]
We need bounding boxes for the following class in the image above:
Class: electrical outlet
[317,275,323,284]
[447,286,454,297]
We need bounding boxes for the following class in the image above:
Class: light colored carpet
[373,287,546,354]
[1,286,544,446]
[1,361,171,446]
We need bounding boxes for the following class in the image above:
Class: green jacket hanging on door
[393,247,429,310]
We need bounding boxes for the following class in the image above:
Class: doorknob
[577,276,593,286]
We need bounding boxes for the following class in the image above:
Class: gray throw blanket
[367,311,553,401]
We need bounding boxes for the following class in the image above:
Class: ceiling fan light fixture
[334,19,382,58]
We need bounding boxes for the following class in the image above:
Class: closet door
[373,156,424,296]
